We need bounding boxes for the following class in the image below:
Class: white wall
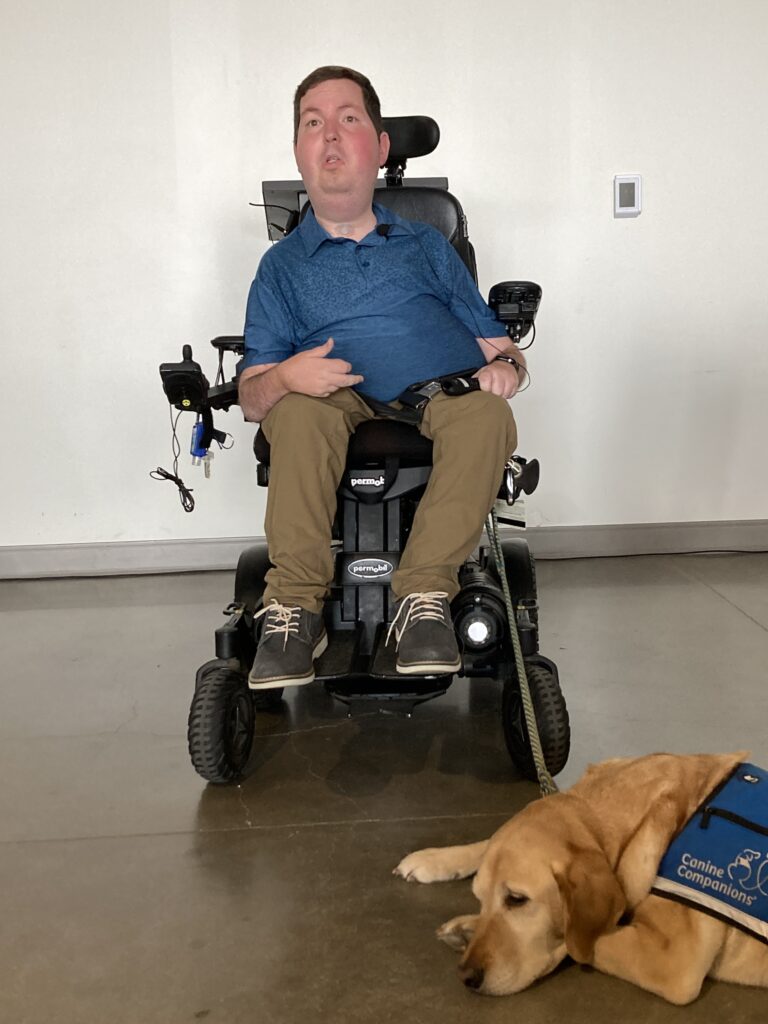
[2,0,767,549]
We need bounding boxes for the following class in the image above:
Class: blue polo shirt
[242,202,507,402]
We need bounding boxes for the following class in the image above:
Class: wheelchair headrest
[381,117,439,183]
[382,116,440,164]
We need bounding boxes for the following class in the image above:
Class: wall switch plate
[614,175,642,217]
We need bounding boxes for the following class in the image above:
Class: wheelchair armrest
[208,337,244,408]
[208,379,240,410]
[488,281,542,342]
[210,335,245,356]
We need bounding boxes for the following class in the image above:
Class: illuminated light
[467,620,490,644]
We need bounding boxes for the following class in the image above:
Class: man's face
[294,78,390,210]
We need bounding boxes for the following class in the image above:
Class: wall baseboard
[1,520,766,580]
[526,519,768,559]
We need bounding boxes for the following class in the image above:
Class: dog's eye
[504,891,529,908]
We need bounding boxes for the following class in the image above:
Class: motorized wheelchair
[158,115,570,785]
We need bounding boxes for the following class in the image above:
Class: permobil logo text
[348,559,393,579]
[350,475,385,487]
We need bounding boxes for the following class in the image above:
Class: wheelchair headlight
[453,591,506,653]
[462,611,497,649]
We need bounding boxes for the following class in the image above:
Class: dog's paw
[437,915,478,952]
[393,848,464,883]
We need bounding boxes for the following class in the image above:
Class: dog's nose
[460,965,485,991]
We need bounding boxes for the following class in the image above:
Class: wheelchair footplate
[315,623,455,710]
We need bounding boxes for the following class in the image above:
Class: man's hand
[277,338,364,398]
[238,338,363,422]
[473,360,521,400]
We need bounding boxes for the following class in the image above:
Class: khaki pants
[260,388,517,614]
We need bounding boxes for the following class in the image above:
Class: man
[239,66,526,690]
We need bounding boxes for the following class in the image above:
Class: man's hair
[293,66,383,142]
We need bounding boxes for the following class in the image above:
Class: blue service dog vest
[652,763,768,943]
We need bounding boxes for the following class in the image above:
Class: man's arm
[417,228,528,401]
[238,338,364,423]
[238,362,285,423]
[473,337,527,400]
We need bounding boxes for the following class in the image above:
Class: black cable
[515,363,532,393]
[248,201,296,216]
[518,321,535,351]
[249,202,300,241]
[150,408,195,512]
[150,466,195,512]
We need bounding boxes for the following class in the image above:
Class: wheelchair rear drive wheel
[501,663,570,781]
[188,665,257,783]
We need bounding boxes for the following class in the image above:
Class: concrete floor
[1,553,767,1023]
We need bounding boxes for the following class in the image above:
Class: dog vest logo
[653,764,768,942]
[348,558,393,580]
[667,852,758,908]
[728,849,768,897]
[350,475,385,488]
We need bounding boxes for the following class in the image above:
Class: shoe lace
[386,591,450,647]
[253,600,302,650]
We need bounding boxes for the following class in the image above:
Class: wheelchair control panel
[487,282,542,344]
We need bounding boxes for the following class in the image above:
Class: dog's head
[458,795,626,995]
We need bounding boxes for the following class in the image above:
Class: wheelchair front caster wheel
[188,666,255,783]
[501,663,570,780]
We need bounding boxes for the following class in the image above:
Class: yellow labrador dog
[395,752,768,1004]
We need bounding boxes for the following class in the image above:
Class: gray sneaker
[248,601,328,690]
[387,592,461,675]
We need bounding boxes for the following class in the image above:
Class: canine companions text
[394,752,768,1003]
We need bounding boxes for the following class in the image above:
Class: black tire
[501,663,570,780]
[188,667,255,784]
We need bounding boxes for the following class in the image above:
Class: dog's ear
[554,847,627,964]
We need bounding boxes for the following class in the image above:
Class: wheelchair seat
[253,417,434,469]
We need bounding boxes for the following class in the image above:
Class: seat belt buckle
[398,379,443,410]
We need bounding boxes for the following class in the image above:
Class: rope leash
[486,509,558,797]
